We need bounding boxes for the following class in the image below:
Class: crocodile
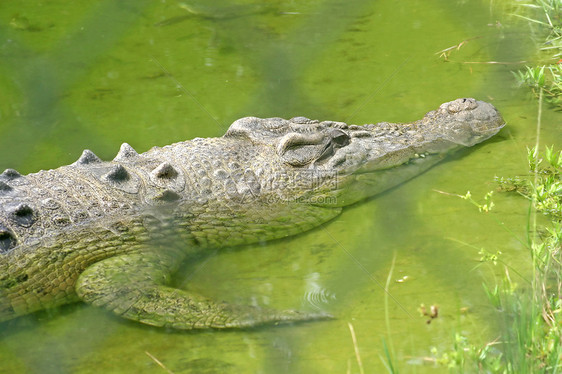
[0,98,504,329]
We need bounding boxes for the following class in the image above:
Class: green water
[0,0,560,373]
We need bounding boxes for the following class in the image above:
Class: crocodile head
[224,98,504,207]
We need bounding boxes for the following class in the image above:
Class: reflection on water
[0,0,557,372]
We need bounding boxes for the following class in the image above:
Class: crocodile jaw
[313,98,505,206]
[324,99,504,173]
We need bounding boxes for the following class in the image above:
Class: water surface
[0,0,559,373]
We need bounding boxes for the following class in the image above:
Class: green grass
[429,2,562,370]
[512,0,562,110]
[367,1,562,371]
[430,146,562,373]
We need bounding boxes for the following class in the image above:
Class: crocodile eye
[330,129,350,147]
[277,132,327,166]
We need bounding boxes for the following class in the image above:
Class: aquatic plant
[512,0,562,110]
[432,145,562,372]
[429,2,562,367]
[432,61,562,374]
[430,2,562,370]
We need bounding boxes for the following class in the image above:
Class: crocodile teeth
[102,165,130,182]
[1,169,22,180]
[75,149,102,165]
[151,162,178,179]
[113,143,139,161]
[0,181,13,192]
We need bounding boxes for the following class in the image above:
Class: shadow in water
[0,0,151,170]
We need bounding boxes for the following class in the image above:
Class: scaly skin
[0,98,504,329]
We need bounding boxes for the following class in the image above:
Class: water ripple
[302,272,336,311]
